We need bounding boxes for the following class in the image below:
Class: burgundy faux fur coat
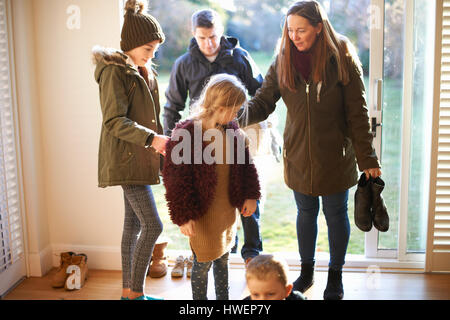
[162,119,261,226]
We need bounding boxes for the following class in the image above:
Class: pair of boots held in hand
[354,173,389,232]
[51,252,88,290]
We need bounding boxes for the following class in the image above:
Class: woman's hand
[241,199,257,217]
[364,168,382,180]
[180,220,195,237]
[151,134,169,156]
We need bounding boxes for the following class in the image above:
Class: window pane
[378,0,404,250]
[406,0,435,253]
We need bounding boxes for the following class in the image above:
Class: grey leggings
[121,185,163,292]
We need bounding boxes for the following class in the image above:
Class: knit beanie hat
[120,0,165,52]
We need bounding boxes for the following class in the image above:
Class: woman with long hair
[240,0,381,300]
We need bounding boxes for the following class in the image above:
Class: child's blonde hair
[246,254,290,286]
[190,73,247,123]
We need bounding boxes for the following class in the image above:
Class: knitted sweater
[189,132,237,262]
[292,44,312,81]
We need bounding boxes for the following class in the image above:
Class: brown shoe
[64,253,88,291]
[51,252,75,288]
[148,242,168,278]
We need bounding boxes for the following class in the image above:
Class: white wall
[12,0,127,273]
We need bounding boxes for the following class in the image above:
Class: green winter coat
[241,54,380,196]
[92,46,163,187]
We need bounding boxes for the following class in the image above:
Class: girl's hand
[241,199,257,217]
[364,168,382,180]
[180,220,195,237]
[151,134,169,156]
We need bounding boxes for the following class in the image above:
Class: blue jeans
[294,190,350,271]
[231,201,262,260]
[191,252,229,300]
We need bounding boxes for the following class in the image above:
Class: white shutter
[427,0,450,272]
[0,0,26,296]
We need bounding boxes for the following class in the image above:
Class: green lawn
[153,51,403,255]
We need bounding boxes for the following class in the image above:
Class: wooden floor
[3,265,450,300]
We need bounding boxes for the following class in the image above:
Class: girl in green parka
[239,1,382,300]
[92,0,168,300]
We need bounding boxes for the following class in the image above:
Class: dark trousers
[293,190,350,270]
[231,200,262,260]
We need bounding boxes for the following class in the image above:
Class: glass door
[367,0,435,261]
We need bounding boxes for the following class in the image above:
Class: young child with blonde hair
[245,254,307,300]
[163,73,261,300]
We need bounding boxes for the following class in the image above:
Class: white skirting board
[28,245,53,277]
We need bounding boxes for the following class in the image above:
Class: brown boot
[148,242,168,278]
[51,252,75,288]
[65,253,88,291]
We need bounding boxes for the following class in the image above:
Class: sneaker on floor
[185,255,194,278]
[171,255,185,278]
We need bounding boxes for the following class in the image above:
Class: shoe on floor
[185,255,194,278]
[171,255,185,278]
[148,242,168,278]
[51,252,75,288]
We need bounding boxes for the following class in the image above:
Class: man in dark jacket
[163,9,265,264]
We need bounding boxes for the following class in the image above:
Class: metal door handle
[371,117,382,137]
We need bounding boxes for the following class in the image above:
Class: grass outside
[152,51,411,255]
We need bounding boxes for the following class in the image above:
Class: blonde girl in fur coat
[163,74,261,300]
